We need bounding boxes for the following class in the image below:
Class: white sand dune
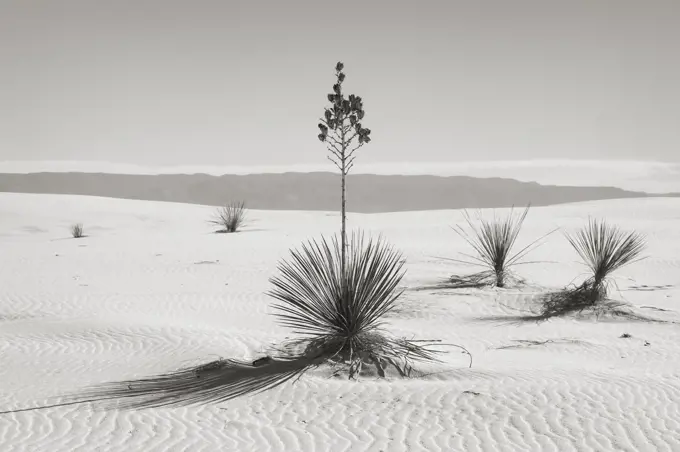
[1,192,679,451]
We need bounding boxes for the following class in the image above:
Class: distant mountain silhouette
[0,172,676,213]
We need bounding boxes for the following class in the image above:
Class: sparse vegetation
[445,205,550,288]
[210,201,246,233]
[71,223,84,238]
[538,218,646,318]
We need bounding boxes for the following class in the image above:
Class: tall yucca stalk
[317,61,371,275]
[565,218,646,299]
[448,206,547,287]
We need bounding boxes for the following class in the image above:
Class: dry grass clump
[538,218,646,319]
[210,201,247,233]
[445,205,551,288]
[70,223,85,238]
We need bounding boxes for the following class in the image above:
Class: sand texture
[1,193,679,451]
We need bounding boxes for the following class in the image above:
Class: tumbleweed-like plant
[445,205,550,288]
[539,218,646,318]
[71,223,85,238]
[210,201,247,233]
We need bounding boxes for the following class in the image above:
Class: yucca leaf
[69,355,325,410]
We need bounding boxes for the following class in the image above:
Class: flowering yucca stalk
[317,62,372,275]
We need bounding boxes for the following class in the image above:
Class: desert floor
[1,192,679,452]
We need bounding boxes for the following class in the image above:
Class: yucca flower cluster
[317,62,371,146]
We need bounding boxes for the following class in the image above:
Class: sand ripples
[2,194,680,451]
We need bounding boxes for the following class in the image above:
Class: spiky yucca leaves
[211,201,247,233]
[269,232,442,378]
[448,206,546,288]
[566,218,646,293]
[539,219,646,318]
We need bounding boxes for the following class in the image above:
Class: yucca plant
[210,201,247,233]
[30,63,456,413]
[567,218,646,295]
[63,233,447,410]
[445,206,549,288]
[539,218,646,318]
[269,233,444,378]
[70,223,84,238]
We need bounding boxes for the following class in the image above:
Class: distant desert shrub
[211,201,246,233]
[539,218,646,318]
[71,223,84,238]
[446,205,550,288]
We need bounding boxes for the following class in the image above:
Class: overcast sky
[1,0,679,167]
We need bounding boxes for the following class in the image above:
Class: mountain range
[1,172,677,213]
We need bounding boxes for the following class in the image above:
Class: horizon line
[0,158,677,176]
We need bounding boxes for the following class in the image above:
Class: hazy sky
[1,0,679,167]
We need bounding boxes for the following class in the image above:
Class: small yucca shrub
[566,218,646,294]
[447,206,548,288]
[71,223,84,238]
[540,218,646,318]
[211,201,246,233]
